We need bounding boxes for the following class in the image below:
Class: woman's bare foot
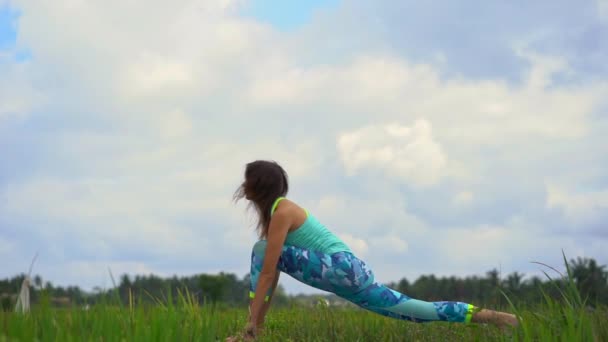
[472,309,519,329]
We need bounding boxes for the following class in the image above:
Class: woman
[228,160,518,341]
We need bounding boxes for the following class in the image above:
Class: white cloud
[370,235,409,254]
[0,133,326,272]
[442,224,511,262]
[452,191,474,206]
[515,49,571,90]
[247,52,606,150]
[122,54,194,94]
[0,237,14,255]
[1,0,607,294]
[546,183,608,222]
[2,179,210,259]
[49,261,158,291]
[309,193,428,239]
[598,0,608,20]
[157,108,193,140]
[338,233,369,257]
[423,221,590,281]
[0,62,43,123]
[337,119,448,186]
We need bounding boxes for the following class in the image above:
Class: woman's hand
[243,321,257,340]
[225,322,258,342]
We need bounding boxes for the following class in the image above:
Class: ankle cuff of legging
[249,291,270,302]
[465,304,476,324]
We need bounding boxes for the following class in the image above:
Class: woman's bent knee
[252,240,267,256]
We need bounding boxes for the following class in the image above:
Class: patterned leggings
[249,240,476,323]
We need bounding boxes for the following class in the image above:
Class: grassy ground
[2,256,606,341]
[1,300,606,341]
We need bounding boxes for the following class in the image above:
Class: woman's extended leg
[345,281,518,327]
[320,251,477,323]
[249,240,517,327]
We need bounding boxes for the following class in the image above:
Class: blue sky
[0,4,30,62]
[0,5,17,48]
[241,0,339,30]
[0,0,607,295]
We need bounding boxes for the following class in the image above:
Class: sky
[0,0,607,295]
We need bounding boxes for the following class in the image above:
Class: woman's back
[272,197,352,255]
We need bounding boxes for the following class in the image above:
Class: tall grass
[501,251,606,341]
[2,253,606,341]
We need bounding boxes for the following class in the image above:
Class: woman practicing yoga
[227,160,518,341]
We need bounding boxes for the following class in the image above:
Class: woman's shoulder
[273,197,299,214]
[273,198,308,226]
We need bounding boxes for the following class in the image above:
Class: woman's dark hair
[234,160,289,239]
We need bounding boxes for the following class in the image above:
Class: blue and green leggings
[250,240,476,323]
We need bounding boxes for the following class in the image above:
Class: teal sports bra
[271,197,352,255]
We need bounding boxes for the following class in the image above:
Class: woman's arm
[248,209,290,331]
[253,271,281,329]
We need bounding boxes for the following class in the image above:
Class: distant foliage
[1,257,606,309]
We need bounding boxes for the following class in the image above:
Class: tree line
[1,256,606,311]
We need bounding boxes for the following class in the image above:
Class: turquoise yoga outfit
[249,197,476,323]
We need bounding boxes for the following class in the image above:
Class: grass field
[2,257,606,341]
[1,296,606,341]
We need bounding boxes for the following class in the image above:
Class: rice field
[2,257,606,341]
[1,295,606,341]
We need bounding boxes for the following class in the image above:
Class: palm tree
[570,257,608,305]
[503,272,524,292]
